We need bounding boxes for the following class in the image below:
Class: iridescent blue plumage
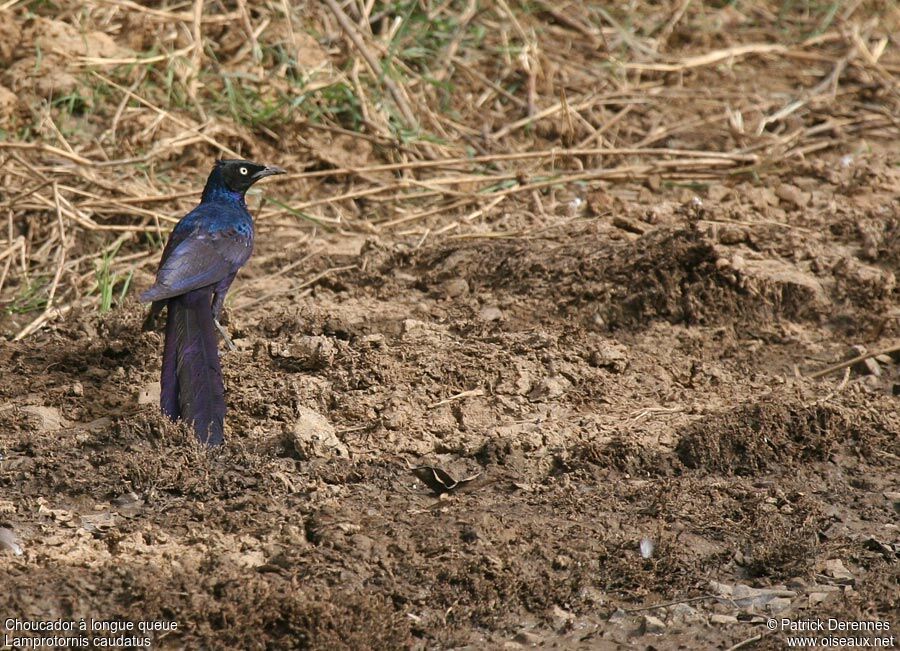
[141,159,285,445]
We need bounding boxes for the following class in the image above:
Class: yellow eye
[240,167,248,175]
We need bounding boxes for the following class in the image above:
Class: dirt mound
[405,222,888,333]
[676,394,900,475]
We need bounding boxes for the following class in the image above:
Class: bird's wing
[139,227,252,303]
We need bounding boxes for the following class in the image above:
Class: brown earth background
[0,0,899,649]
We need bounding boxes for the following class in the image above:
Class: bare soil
[4,156,900,648]
[1,2,899,650]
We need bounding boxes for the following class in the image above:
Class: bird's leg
[142,300,166,332]
[214,319,237,351]
[211,273,237,351]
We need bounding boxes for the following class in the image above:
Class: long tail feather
[160,300,180,422]
[161,288,225,445]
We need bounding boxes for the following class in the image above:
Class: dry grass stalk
[322,0,418,130]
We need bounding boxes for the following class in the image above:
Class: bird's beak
[252,165,287,181]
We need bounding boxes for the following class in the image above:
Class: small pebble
[775,183,811,208]
[642,615,666,634]
[0,527,23,556]
[478,305,503,322]
[709,614,738,625]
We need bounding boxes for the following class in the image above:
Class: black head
[216,159,286,193]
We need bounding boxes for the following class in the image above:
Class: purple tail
[160,288,225,445]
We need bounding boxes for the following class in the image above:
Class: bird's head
[215,159,286,194]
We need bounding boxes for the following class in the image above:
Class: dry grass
[0,0,897,338]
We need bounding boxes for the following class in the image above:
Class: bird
[140,159,285,445]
